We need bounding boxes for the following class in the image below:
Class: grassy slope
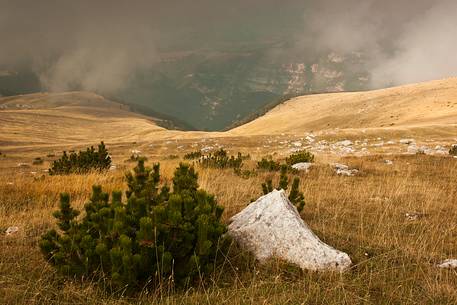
[2,80,457,304]
[230,78,457,135]
[1,153,457,304]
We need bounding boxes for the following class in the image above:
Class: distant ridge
[230,78,457,135]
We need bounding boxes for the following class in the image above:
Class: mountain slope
[2,78,457,151]
[230,78,457,135]
[0,92,167,148]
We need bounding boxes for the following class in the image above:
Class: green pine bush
[33,157,44,165]
[257,157,281,171]
[260,165,305,212]
[49,142,111,175]
[285,150,314,166]
[198,149,245,172]
[40,160,228,291]
[184,151,202,160]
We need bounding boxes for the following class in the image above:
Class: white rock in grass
[305,136,315,143]
[336,169,359,176]
[5,226,19,235]
[333,163,349,170]
[291,162,313,172]
[437,259,457,269]
[201,146,213,153]
[333,163,358,176]
[433,146,448,155]
[228,190,351,272]
[400,139,415,145]
[336,140,353,147]
[407,144,418,154]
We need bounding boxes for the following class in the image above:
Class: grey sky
[1,0,455,92]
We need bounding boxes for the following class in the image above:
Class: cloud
[371,1,457,86]
[1,0,456,93]
[300,0,457,87]
[0,0,164,93]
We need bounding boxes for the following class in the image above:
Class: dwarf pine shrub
[257,157,281,171]
[184,151,202,160]
[49,142,111,175]
[261,165,305,212]
[165,154,179,160]
[40,160,228,291]
[285,150,314,165]
[32,157,44,165]
[199,149,244,171]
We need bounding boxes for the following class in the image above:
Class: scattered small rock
[400,139,415,145]
[384,160,393,165]
[5,226,19,235]
[336,140,353,147]
[337,168,359,176]
[201,146,213,153]
[333,163,358,176]
[291,162,313,172]
[437,259,457,269]
[305,135,315,143]
[334,163,349,170]
[405,212,425,221]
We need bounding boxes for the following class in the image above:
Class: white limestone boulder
[437,259,457,269]
[336,168,359,176]
[407,144,418,154]
[336,140,353,147]
[333,163,358,176]
[400,139,415,144]
[334,163,349,170]
[5,226,19,235]
[291,162,313,172]
[228,190,352,272]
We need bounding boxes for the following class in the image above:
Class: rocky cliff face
[118,46,369,130]
[0,46,369,131]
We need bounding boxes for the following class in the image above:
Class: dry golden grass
[0,91,217,152]
[2,80,457,304]
[231,78,457,136]
[2,150,457,304]
[3,79,457,155]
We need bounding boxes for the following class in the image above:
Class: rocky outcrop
[228,190,352,272]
